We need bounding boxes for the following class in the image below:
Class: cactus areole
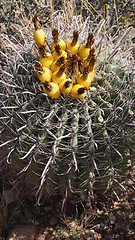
[0,14,134,209]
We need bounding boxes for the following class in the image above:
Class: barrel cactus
[0,7,134,210]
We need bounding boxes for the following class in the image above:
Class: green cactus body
[0,12,134,207]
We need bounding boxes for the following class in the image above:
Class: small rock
[48,227,54,233]
[50,216,58,226]
[63,231,70,238]
[76,225,82,232]
[114,201,120,209]
[36,233,46,240]
[46,233,55,240]
[68,220,77,228]
[109,214,116,224]
[114,222,127,234]
[3,190,16,205]
[93,224,101,231]
[44,206,52,212]
[129,213,133,219]
[84,229,90,235]
[7,223,38,240]
[97,209,103,215]
[81,229,101,240]
[48,227,54,232]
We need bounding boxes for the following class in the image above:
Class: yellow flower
[51,57,65,72]
[51,29,66,51]
[39,53,53,68]
[43,81,60,98]
[67,31,79,54]
[53,44,67,61]
[33,16,46,47]
[52,64,66,84]
[35,62,52,83]
[79,33,94,58]
[70,84,87,99]
[77,74,93,89]
[59,79,73,94]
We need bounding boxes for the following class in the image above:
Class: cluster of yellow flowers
[33,16,96,99]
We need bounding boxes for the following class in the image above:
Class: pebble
[129,213,133,219]
[7,223,38,240]
[109,214,116,224]
[36,233,46,240]
[50,216,58,226]
[81,229,102,240]
[3,190,16,205]
[97,209,103,215]
[68,220,77,228]
[44,206,52,212]
[46,233,55,240]
[63,231,70,238]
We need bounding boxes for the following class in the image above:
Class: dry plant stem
[114,0,120,36]
[80,0,103,21]
[49,0,54,17]
[61,0,76,24]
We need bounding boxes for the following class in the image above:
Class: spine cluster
[33,16,96,99]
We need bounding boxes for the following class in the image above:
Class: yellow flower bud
[39,53,54,68]
[67,31,79,54]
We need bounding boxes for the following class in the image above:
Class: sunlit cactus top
[33,16,96,99]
